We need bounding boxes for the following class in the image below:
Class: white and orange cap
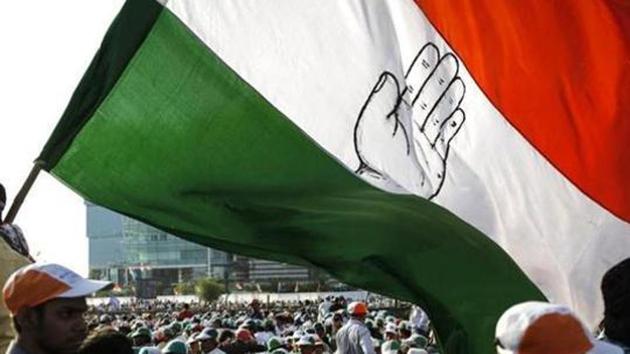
[2,263,111,315]
[495,301,623,354]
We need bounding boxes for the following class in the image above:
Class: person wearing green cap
[162,339,188,354]
[183,322,194,339]
[401,333,428,351]
[295,335,317,354]
[255,319,275,346]
[154,326,175,351]
[266,336,286,353]
[397,321,411,340]
[131,327,153,349]
[381,339,401,354]
[170,322,185,342]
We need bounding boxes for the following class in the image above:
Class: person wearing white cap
[2,263,111,354]
[495,301,624,354]
[383,323,398,342]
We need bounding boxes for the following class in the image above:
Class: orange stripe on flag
[416,0,630,222]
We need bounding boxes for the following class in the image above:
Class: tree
[173,281,196,295]
[196,277,224,303]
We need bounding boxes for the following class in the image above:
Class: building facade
[86,203,323,294]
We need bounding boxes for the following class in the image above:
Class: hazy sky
[1,1,126,275]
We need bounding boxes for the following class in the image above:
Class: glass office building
[86,203,314,293]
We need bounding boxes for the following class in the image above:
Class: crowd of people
[2,262,439,354]
[1,259,630,354]
[1,184,630,354]
[82,296,437,354]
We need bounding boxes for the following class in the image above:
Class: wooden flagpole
[4,161,44,224]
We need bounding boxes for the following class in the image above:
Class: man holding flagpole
[0,184,30,353]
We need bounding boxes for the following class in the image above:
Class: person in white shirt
[255,319,276,346]
[409,305,430,335]
[318,297,332,322]
[334,302,375,354]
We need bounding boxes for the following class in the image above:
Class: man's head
[263,318,275,332]
[495,301,623,354]
[3,263,111,354]
[296,335,317,354]
[78,328,133,354]
[384,323,398,341]
[163,340,188,354]
[218,329,234,344]
[197,328,219,352]
[235,328,253,343]
[347,301,368,321]
[602,257,630,346]
[241,319,258,333]
[313,322,325,339]
[15,297,88,354]
[211,318,222,329]
[267,336,285,352]
[331,313,343,331]
[398,320,412,339]
[98,314,112,325]
[131,327,153,347]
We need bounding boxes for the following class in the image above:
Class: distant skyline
[1,1,125,275]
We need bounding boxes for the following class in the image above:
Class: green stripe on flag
[43,5,543,353]
[38,0,162,168]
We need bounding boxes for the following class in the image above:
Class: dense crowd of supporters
[2,258,630,354]
[80,295,438,354]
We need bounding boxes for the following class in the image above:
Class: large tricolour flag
[38,1,630,352]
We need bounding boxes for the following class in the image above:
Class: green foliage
[173,281,196,295]
[196,277,224,303]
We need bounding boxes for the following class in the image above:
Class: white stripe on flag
[161,0,630,326]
